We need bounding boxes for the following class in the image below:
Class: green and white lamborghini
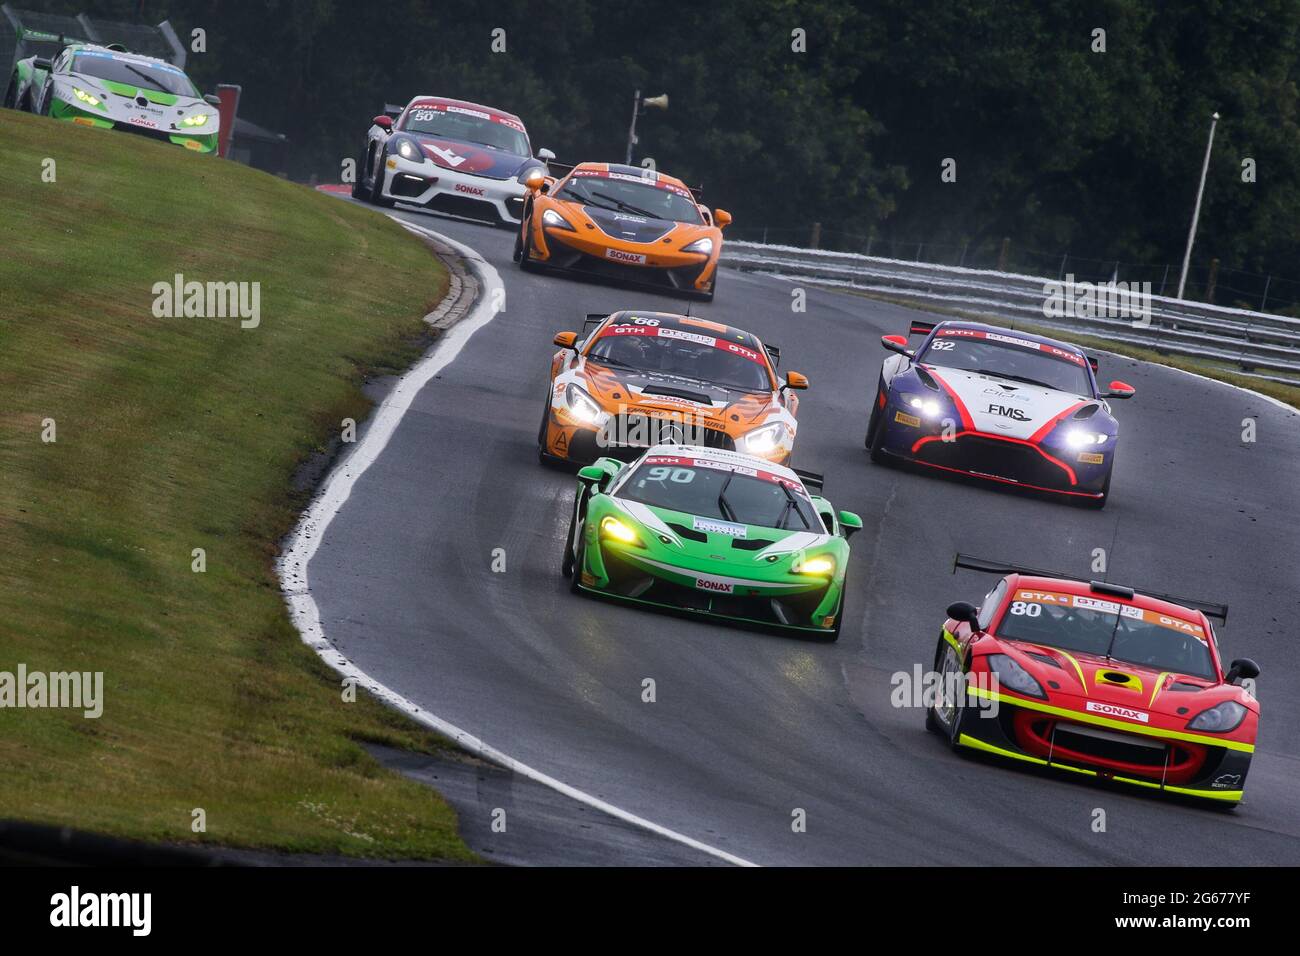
[563,445,862,639]
[8,43,219,153]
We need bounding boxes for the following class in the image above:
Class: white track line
[277,217,757,867]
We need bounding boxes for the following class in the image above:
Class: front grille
[427,192,503,222]
[1052,723,1170,768]
[609,414,734,451]
[916,434,1073,489]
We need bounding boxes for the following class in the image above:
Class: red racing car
[929,554,1260,806]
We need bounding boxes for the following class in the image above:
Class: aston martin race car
[8,43,219,153]
[353,95,554,224]
[515,162,731,301]
[563,446,862,639]
[929,554,1260,805]
[865,320,1135,507]
[539,311,807,466]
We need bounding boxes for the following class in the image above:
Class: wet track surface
[309,200,1300,865]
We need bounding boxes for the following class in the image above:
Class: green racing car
[563,445,862,639]
[8,43,219,153]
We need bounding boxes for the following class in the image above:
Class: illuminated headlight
[1186,700,1247,733]
[738,422,784,455]
[72,87,100,107]
[906,396,943,418]
[986,653,1046,699]
[600,515,639,544]
[681,237,713,255]
[1065,429,1108,448]
[395,138,423,162]
[795,555,835,576]
[181,113,209,127]
[565,384,604,424]
[542,208,576,231]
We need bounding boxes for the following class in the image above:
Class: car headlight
[565,384,604,424]
[1065,429,1108,448]
[905,395,943,418]
[181,113,209,127]
[794,555,835,576]
[72,87,100,107]
[738,422,785,454]
[542,208,576,231]
[600,515,639,544]
[395,138,423,162]
[681,237,713,255]
[1186,700,1247,733]
[986,653,1046,699]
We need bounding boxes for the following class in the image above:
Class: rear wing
[908,320,937,337]
[793,468,824,494]
[582,313,609,338]
[952,553,1229,623]
[382,103,405,118]
[764,344,781,369]
[1086,355,1100,373]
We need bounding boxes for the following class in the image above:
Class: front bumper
[532,226,717,295]
[577,533,840,632]
[876,399,1111,498]
[380,154,527,223]
[50,98,217,153]
[956,685,1252,802]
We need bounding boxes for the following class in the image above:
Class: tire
[350,148,369,199]
[519,222,539,272]
[868,408,890,464]
[927,633,969,749]
[561,503,580,578]
[569,531,587,594]
[864,390,884,449]
[370,146,395,207]
[537,388,564,465]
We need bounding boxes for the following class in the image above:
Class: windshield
[619,457,820,531]
[557,174,703,224]
[401,105,529,155]
[920,332,1093,395]
[587,325,771,392]
[996,589,1216,679]
[72,53,198,97]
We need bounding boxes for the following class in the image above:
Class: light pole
[1176,111,1219,300]
[625,90,668,165]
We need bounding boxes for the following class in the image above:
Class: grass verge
[835,287,1300,411]
[0,110,476,860]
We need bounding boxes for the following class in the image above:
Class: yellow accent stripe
[966,686,1254,753]
[1056,649,1088,696]
[959,737,1244,800]
[1149,672,1170,708]
[941,627,961,652]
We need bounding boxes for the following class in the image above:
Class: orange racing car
[539,311,807,465]
[515,162,731,301]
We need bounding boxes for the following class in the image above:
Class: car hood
[580,205,677,244]
[924,366,1100,441]
[581,362,773,425]
[61,73,215,129]
[613,499,828,561]
[406,135,531,179]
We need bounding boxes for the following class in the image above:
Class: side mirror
[33,57,52,71]
[946,601,979,628]
[522,167,547,190]
[1225,658,1260,684]
[784,371,808,390]
[372,115,393,131]
[554,331,578,349]
[881,334,913,357]
[1104,380,1135,399]
[204,93,221,106]
[714,208,732,228]
[577,465,606,485]
[838,511,862,538]
[537,147,556,161]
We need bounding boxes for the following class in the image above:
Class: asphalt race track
[308,200,1300,865]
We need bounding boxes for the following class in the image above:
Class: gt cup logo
[695,577,734,594]
[1085,701,1150,723]
[606,249,647,265]
[987,404,1030,421]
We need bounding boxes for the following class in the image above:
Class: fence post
[1260,274,1271,312]
[959,240,968,267]
[762,225,768,245]
[997,238,1010,272]
[1159,264,1169,296]
[809,222,821,249]
[1058,253,1067,280]
[916,242,923,262]
[865,232,874,257]
[1205,257,1219,302]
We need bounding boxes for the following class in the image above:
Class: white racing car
[353,95,554,226]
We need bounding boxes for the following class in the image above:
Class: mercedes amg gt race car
[353,95,554,224]
[929,554,1260,805]
[7,43,219,153]
[515,162,731,301]
[865,320,1135,508]
[563,446,862,639]
[539,311,807,466]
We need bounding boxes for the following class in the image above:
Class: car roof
[1011,574,1208,623]
[600,311,767,356]
[403,95,526,128]
[639,445,801,482]
[569,162,692,193]
[930,321,1089,361]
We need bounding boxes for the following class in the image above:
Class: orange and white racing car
[514,162,731,301]
[538,311,807,465]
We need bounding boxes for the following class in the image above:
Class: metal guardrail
[720,241,1300,385]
